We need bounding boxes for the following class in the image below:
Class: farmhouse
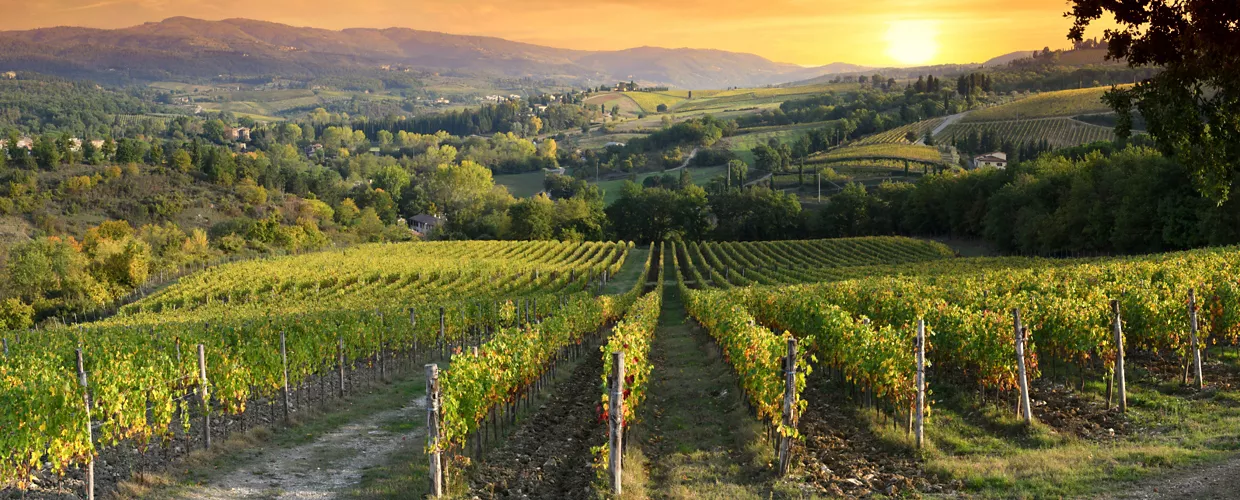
[226,127,251,142]
[973,152,1008,169]
[0,136,33,150]
[412,214,445,234]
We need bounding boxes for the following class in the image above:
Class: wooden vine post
[337,335,346,398]
[1189,288,1204,389]
[778,337,798,476]
[915,319,926,449]
[2,337,8,357]
[197,344,211,449]
[75,349,95,500]
[1111,300,1127,412]
[281,331,291,423]
[609,352,625,495]
[1012,309,1033,425]
[410,308,418,361]
[379,315,387,383]
[439,306,446,359]
[426,364,443,498]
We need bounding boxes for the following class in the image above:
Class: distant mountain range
[0,17,872,89]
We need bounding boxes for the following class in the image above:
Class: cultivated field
[936,117,1119,148]
[962,86,1118,122]
[856,117,947,145]
[808,143,945,164]
[7,238,1240,499]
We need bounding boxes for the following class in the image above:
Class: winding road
[916,110,971,145]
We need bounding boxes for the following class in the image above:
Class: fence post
[197,344,211,449]
[1189,288,1203,389]
[609,352,625,494]
[338,335,346,398]
[915,319,926,449]
[1013,309,1033,425]
[1111,300,1127,412]
[778,337,797,476]
[2,337,7,357]
[410,308,418,362]
[439,306,446,359]
[426,364,443,498]
[281,331,291,423]
[76,349,95,500]
[379,319,387,383]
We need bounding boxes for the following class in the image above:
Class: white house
[974,152,1008,169]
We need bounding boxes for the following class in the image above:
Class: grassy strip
[627,285,805,498]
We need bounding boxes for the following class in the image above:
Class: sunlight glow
[885,20,940,65]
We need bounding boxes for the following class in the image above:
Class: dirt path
[924,111,970,140]
[468,340,604,499]
[174,397,427,500]
[1111,455,1240,499]
[664,148,700,172]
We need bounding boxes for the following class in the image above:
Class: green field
[963,86,1120,122]
[493,170,551,198]
[622,91,687,113]
[572,132,648,150]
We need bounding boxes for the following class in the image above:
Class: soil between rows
[468,341,606,499]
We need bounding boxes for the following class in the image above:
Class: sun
[885,20,940,66]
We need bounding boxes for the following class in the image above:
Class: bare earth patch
[173,397,426,500]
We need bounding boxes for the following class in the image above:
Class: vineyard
[936,117,1118,148]
[674,239,1240,496]
[0,240,636,495]
[6,236,1240,498]
[855,118,946,145]
[961,86,1118,122]
[806,143,945,165]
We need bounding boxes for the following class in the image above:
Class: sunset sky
[0,0,1105,67]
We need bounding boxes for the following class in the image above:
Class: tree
[354,207,386,242]
[537,138,557,159]
[425,160,496,224]
[509,194,556,240]
[1068,0,1240,202]
[656,103,668,113]
[819,182,870,237]
[101,138,116,160]
[56,134,77,166]
[726,159,748,188]
[372,164,411,201]
[171,149,193,173]
[31,135,61,170]
[148,141,164,166]
[710,186,803,241]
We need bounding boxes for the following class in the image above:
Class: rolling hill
[0,17,861,89]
